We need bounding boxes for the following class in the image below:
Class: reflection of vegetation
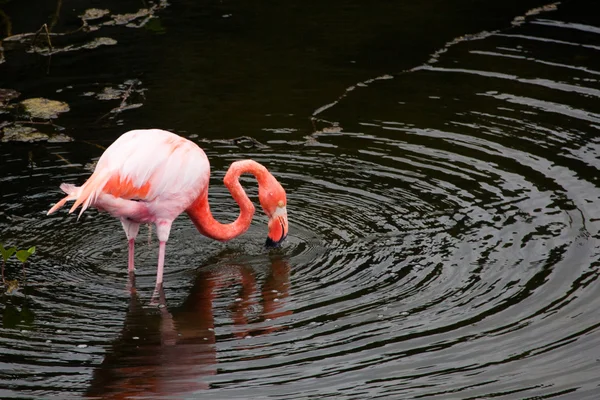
[143,17,165,35]
[2,301,34,329]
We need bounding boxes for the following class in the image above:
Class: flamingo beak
[266,206,288,247]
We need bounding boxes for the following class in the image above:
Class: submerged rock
[110,9,152,26]
[80,8,110,22]
[28,37,118,56]
[1,124,73,143]
[81,37,117,49]
[97,87,122,100]
[20,98,70,119]
[0,88,20,104]
[2,125,49,142]
[47,133,74,143]
[3,32,60,43]
[4,279,19,295]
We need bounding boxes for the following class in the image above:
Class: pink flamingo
[47,129,288,290]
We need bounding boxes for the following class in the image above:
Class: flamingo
[47,129,288,290]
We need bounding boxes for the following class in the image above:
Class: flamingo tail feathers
[47,171,110,219]
[47,183,79,215]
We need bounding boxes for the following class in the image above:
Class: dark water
[1,0,600,398]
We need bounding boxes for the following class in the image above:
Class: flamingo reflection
[86,252,291,399]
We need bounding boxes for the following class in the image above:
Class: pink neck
[186,160,269,241]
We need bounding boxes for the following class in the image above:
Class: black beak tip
[265,234,287,248]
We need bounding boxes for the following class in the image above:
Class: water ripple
[1,1,600,399]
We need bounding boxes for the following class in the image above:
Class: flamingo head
[258,175,288,247]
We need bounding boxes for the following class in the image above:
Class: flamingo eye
[277,200,285,207]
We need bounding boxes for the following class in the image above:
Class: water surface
[1,0,600,399]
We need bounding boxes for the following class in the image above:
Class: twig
[53,152,72,165]
[81,140,107,150]
[31,23,53,54]
[49,0,63,31]
[118,81,136,110]
[96,80,140,122]
[231,136,267,148]
[14,120,54,125]
[0,9,13,37]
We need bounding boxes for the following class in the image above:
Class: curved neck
[186,160,269,241]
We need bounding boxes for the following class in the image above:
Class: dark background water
[1,0,600,399]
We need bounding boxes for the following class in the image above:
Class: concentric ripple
[1,1,600,399]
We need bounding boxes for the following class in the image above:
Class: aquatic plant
[0,245,34,292]
[0,244,17,283]
[15,246,35,265]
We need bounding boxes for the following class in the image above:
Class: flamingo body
[48,129,288,291]
[52,129,209,223]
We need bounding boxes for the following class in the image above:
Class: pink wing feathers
[48,129,210,219]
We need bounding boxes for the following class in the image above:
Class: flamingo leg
[156,240,166,287]
[128,239,135,272]
[152,220,173,302]
[121,219,140,272]
[150,240,167,305]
